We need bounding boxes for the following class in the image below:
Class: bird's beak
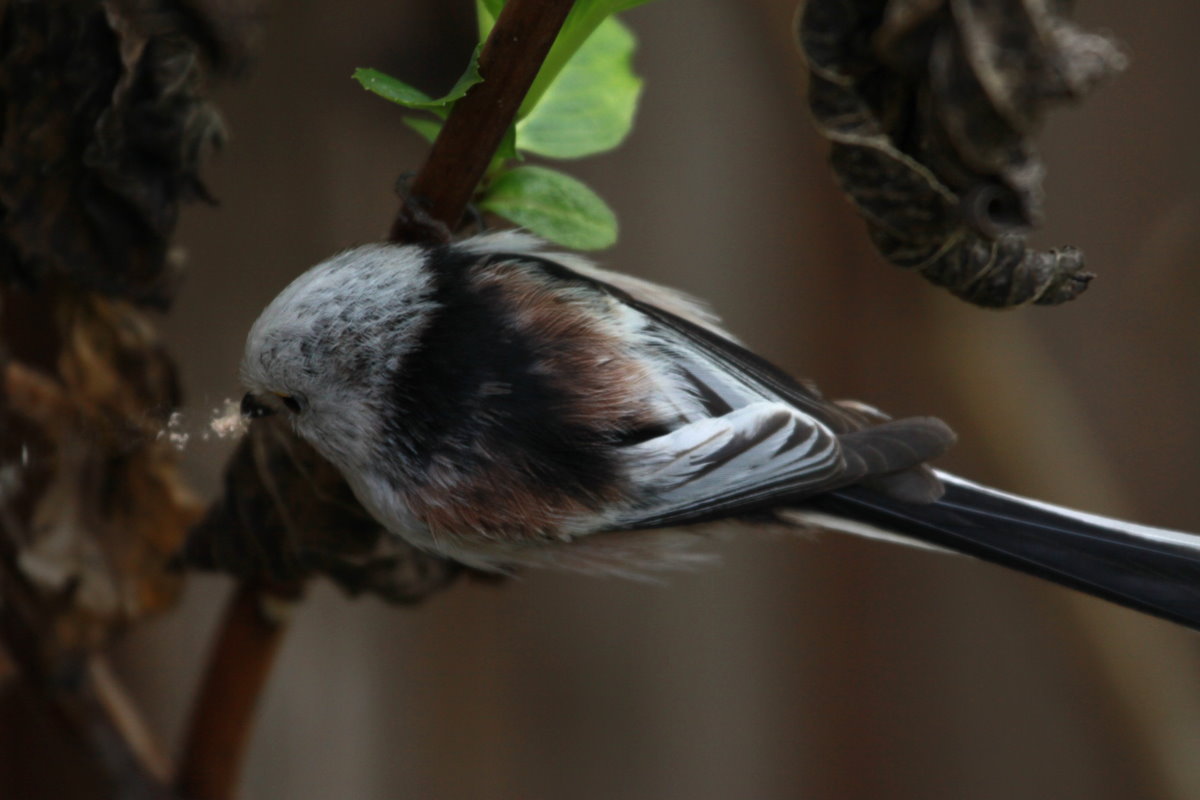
[241,392,276,419]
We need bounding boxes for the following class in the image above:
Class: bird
[240,230,1200,630]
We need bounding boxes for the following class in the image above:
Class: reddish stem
[175,581,300,800]
[389,0,577,242]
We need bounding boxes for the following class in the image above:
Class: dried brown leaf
[2,292,199,656]
[798,0,1124,307]
[0,2,225,308]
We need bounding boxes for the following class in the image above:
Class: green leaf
[516,17,642,158]
[478,0,654,41]
[484,126,521,180]
[353,46,483,111]
[518,1,658,117]
[402,116,443,144]
[441,46,486,103]
[476,0,503,40]
[494,125,519,164]
[479,166,617,250]
[562,0,659,21]
[354,68,436,107]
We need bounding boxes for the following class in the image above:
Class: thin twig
[90,657,175,784]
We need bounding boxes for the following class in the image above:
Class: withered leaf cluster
[0,0,238,668]
[798,0,1125,307]
[0,0,228,308]
[1,294,193,664]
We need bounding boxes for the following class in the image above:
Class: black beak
[241,392,276,419]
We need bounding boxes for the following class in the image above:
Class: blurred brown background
[114,1,1200,798]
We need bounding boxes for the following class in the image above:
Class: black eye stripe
[281,395,303,413]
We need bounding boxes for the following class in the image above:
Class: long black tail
[802,472,1200,631]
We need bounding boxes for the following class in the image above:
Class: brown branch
[389,0,578,242]
[175,580,301,800]
[177,3,576,798]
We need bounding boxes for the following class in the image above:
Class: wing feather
[615,402,860,529]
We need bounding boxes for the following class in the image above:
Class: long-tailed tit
[241,231,1200,630]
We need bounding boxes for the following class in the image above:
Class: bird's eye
[276,393,304,413]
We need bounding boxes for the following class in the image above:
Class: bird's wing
[610,401,951,530]
[589,278,954,531]
[611,401,851,528]
[484,249,955,532]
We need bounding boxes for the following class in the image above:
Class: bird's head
[240,242,439,470]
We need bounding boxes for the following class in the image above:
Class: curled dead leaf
[798,0,1124,307]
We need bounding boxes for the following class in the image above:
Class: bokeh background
[113,1,1200,798]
